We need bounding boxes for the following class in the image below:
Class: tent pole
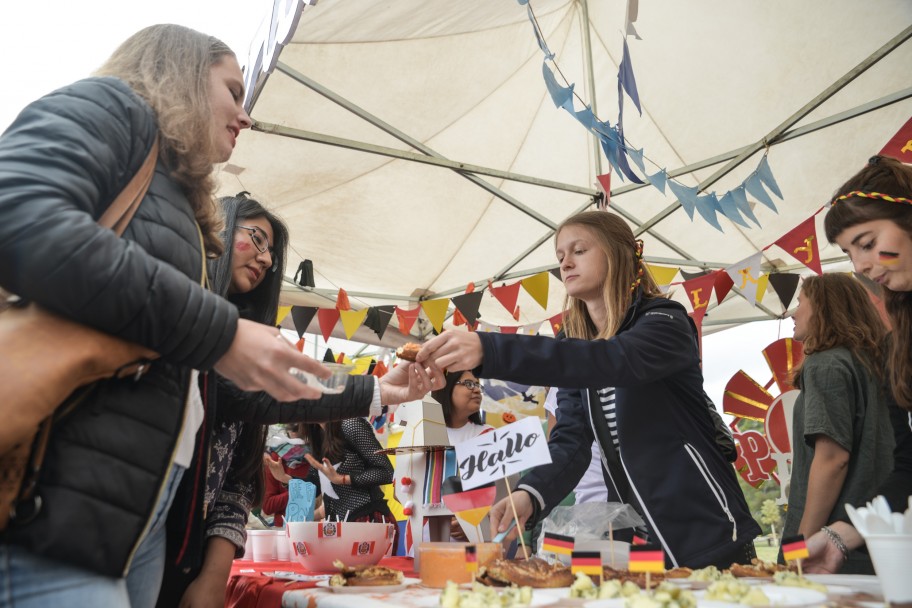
[578,0,603,178]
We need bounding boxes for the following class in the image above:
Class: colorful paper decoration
[775,216,822,274]
[521,271,550,310]
[335,287,351,311]
[549,312,564,336]
[276,305,292,326]
[420,298,450,333]
[395,306,420,335]
[489,282,522,315]
[316,308,340,342]
[645,264,679,287]
[723,370,774,422]
[725,252,764,305]
[879,116,912,162]
[291,306,318,338]
[682,272,716,327]
[363,305,394,340]
[452,292,484,326]
[769,272,801,310]
[339,308,368,339]
[762,338,804,393]
[713,270,734,304]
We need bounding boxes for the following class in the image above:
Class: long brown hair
[295,421,348,464]
[94,23,235,256]
[823,156,912,409]
[557,211,664,340]
[791,274,886,388]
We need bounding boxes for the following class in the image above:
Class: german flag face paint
[879,251,900,266]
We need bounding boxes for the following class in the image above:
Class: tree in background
[759,498,782,544]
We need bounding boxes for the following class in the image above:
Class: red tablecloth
[227,556,417,608]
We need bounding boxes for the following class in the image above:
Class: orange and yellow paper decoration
[420,298,450,333]
[339,308,368,339]
[520,271,550,309]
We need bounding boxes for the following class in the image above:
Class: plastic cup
[274,529,290,561]
[865,534,912,604]
[249,529,276,562]
[241,533,254,560]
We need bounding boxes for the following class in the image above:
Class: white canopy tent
[219,0,912,348]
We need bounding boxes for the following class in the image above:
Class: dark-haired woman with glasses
[432,371,492,444]
[157,193,436,607]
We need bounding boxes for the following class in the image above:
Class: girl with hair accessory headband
[801,154,912,574]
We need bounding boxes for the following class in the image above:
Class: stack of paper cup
[274,529,290,561]
[866,534,912,604]
[845,496,912,605]
[248,529,276,562]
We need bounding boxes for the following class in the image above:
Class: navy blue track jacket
[475,295,760,567]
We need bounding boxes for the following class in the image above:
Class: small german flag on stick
[465,545,478,582]
[571,550,602,585]
[629,544,664,590]
[781,534,809,576]
[632,534,648,546]
[542,532,574,556]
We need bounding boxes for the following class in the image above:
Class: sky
[0,0,274,132]
[0,0,798,416]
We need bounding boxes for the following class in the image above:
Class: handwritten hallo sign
[454,416,551,491]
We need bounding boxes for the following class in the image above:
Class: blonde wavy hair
[557,211,664,340]
[94,23,234,255]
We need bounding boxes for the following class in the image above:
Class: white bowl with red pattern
[286,520,396,572]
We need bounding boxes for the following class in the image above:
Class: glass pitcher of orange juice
[417,542,503,588]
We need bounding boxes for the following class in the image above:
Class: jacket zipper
[124,222,208,576]
[583,391,679,567]
[684,442,737,541]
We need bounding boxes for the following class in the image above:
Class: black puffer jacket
[0,77,239,577]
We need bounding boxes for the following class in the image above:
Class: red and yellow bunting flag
[570,551,602,576]
[542,532,574,555]
[631,535,647,546]
[781,535,809,562]
[629,544,664,573]
[465,545,478,573]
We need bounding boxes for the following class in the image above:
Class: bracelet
[821,525,850,562]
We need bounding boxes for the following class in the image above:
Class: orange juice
[417,542,503,587]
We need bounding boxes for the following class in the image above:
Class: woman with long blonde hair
[419,211,760,568]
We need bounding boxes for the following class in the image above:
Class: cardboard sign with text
[454,416,551,490]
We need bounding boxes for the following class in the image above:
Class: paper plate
[317,577,421,593]
[697,584,827,607]
[413,590,559,607]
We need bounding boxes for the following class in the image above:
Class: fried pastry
[478,557,574,588]
[329,560,404,586]
[396,342,421,362]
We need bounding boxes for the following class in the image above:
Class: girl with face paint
[800,156,912,574]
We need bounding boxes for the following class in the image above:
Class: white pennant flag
[725,252,764,306]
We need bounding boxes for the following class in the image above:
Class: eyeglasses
[237,225,278,272]
[455,379,482,391]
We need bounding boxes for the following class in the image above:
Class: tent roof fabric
[219,0,912,344]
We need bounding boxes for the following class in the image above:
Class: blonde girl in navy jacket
[418,211,760,568]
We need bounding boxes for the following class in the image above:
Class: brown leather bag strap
[97,137,159,236]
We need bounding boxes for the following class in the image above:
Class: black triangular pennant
[549,266,563,282]
[290,306,318,339]
[323,348,335,363]
[451,292,484,326]
[679,269,711,282]
[768,273,801,310]
[363,305,394,340]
